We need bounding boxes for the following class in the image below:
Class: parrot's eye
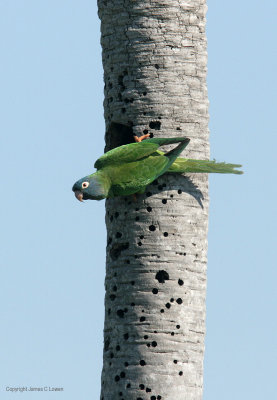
[82,181,89,189]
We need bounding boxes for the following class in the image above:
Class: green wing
[94,142,159,170]
[94,137,190,170]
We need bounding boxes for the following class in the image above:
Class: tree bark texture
[98,1,209,399]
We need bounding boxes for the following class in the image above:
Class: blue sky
[0,1,276,399]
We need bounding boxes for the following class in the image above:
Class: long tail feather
[168,158,243,174]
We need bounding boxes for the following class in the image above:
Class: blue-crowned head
[72,173,108,201]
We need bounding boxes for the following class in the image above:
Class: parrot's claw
[134,134,150,143]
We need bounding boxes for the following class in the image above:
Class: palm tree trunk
[98,1,209,399]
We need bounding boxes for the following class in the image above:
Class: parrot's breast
[104,155,168,197]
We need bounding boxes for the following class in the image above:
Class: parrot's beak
[74,190,84,202]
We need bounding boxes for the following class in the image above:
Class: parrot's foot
[134,134,150,142]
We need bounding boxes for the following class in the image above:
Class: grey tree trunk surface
[98,1,209,399]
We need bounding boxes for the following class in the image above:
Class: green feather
[168,158,243,174]
[94,142,159,169]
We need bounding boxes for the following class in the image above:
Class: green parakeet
[72,136,242,202]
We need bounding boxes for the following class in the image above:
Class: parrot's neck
[88,171,111,200]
